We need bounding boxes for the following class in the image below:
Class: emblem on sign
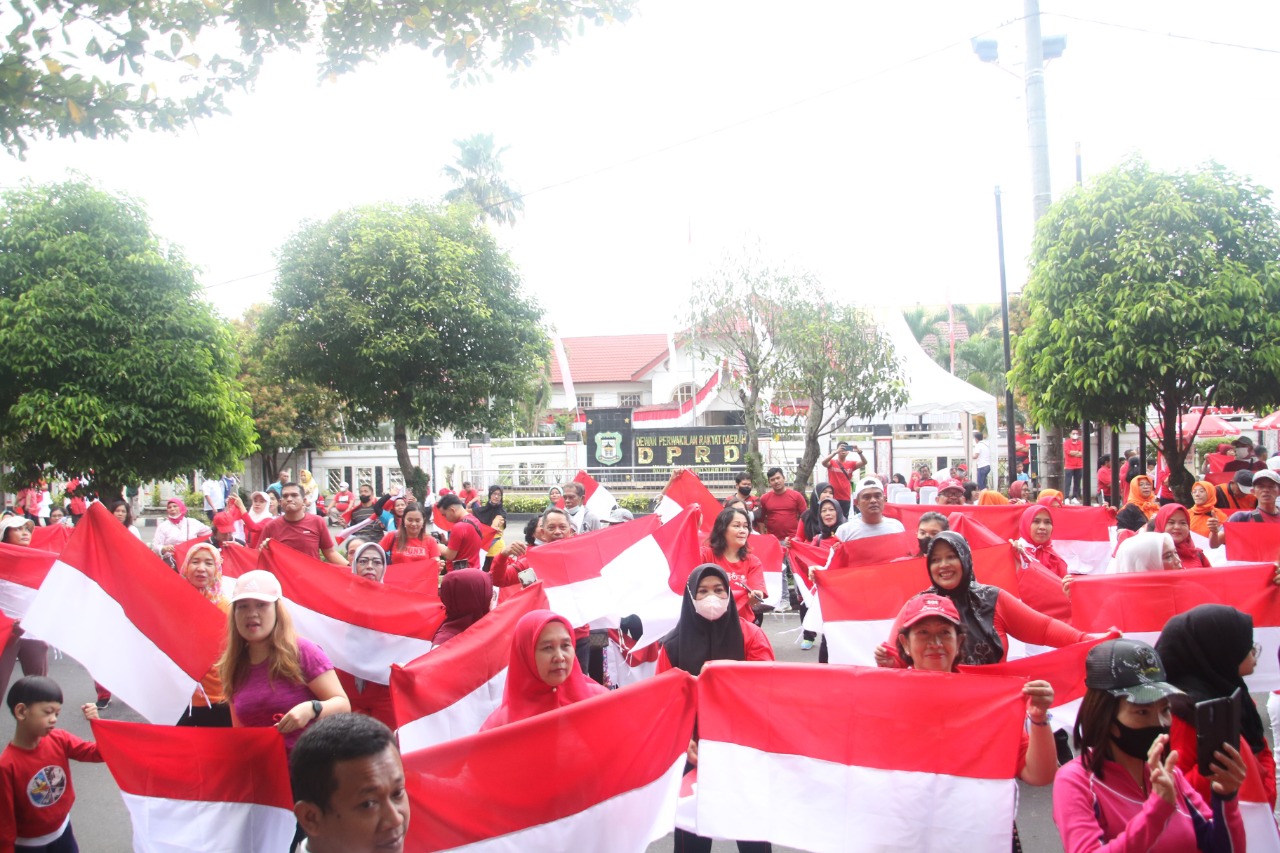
[595,431,622,466]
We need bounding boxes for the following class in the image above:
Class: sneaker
[800,639,814,650]
[95,697,111,710]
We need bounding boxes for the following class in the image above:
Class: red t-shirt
[260,514,335,558]
[446,519,483,569]
[0,729,102,845]
[331,490,354,512]
[458,489,478,506]
[1063,438,1084,470]
[379,532,441,563]
[758,488,808,540]
[824,459,860,501]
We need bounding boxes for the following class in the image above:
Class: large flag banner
[751,532,785,607]
[28,523,72,553]
[93,720,295,853]
[574,469,619,519]
[391,583,549,754]
[818,545,1020,666]
[838,532,918,566]
[886,504,1115,573]
[22,503,225,724]
[260,542,446,685]
[1224,522,1280,564]
[656,469,721,535]
[403,669,696,852]
[1070,563,1280,690]
[693,662,1026,853]
[0,542,57,619]
[522,506,701,642]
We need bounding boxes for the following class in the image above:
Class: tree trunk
[393,419,430,500]
[741,387,765,491]
[1159,406,1197,507]
[1040,425,1063,491]
[793,396,825,494]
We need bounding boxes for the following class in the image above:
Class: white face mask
[1236,447,1250,459]
[692,593,730,621]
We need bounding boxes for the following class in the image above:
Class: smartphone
[451,559,469,571]
[1196,688,1242,776]
[517,567,538,587]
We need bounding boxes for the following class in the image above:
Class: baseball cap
[899,595,962,630]
[231,570,282,604]
[1234,469,1256,494]
[1253,469,1280,488]
[603,506,634,525]
[937,478,965,494]
[1085,638,1183,704]
[1232,436,1254,448]
[0,515,33,534]
[211,512,236,533]
[854,477,884,500]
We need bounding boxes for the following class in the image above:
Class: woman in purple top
[216,570,349,751]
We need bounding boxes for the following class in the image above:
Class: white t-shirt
[973,442,991,468]
[835,516,905,542]
[201,478,226,511]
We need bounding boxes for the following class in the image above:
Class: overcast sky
[2,1,1277,336]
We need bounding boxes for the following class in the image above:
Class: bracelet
[1028,713,1051,727]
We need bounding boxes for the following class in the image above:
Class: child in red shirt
[0,676,102,852]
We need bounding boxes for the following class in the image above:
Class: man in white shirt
[562,482,601,533]
[972,431,992,490]
[836,477,906,541]
[201,474,227,521]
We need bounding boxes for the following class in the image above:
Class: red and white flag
[1224,522,1280,564]
[523,506,701,642]
[28,523,72,553]
[887,504,1115,573]
[573,469,618,518]
[260,542,446,685]
[403,669,697,852]
[0,542,56,619]
[21,503,225,724]
[818,546,1020,666]
[692,662,1027,852]
[432,505,498,549]
[655,469,720,536]
[1070,563,1280,690]
[92,719,295,853]
[391,583,549,754]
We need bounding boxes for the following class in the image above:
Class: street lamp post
[994,188,1017,489]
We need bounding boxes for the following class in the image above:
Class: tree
[260,201,549,497]
[234,305,346,486]
[0,178,257,499]
[0,0,634,156]
[685,250,797,490]
[774,302,907,494]
[1011,158,1280,504]
[442,133,525,226]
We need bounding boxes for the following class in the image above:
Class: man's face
[855,488,884,522]
[444,504,467,523]
[359,487,373,503]
[280,488,305,517]
[543,514,573,540]
[936,488,965,506]
[279,470,291,484]
[563,487,582,509]
[768,472,786,493]
[1254,479,1279,509]
[299,745,409,853]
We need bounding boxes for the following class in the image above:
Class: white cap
[0,515,33,534]
[1254,469,1280,488]
[854,477,884,499]
[230,570,282,603]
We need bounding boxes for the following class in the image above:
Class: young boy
[0,677,101,852]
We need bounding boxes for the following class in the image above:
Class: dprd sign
[634,428,748,467]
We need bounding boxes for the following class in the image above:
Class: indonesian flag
[1070,563,1280,690]
[818,545,1020,666]
[92,720,295,853]
[656,469,721,535]
[391,583,549,754]
[432,505,499,549]
[573,469,618,518]
[887,504,1115,573]
[381,557,444,600]
[0,612,15,653]
[692,662,1027,852]
[1224,522,1280,563]
[21,503,226,724]
[839,532,918,566]
[522,506,701,642]
[28,523,72,553]
[403,669,697,852]
[259,542,446,685]
[216,542,259,581]
[0,542,57,619]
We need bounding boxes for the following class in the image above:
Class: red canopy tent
[1146,411,1242,443]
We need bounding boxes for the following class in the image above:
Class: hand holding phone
[1195,688,1242,777]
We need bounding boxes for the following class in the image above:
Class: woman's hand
[686,738,698,767]
[81,702,99,721]
[1061,574,1074,597]
[749,589,765,602]
[1147,735,1179,805]
[1023,679,1054,718]
[1207,742,1247,797]
[873,643,898,668]
[276,702,318,735]
[1272,557,1280,586]
[1009,539,1028,557]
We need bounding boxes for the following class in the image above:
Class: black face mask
[738,485,752,496]
[1112,720,1169,759]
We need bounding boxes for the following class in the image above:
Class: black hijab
[923,531,1003,666]
[472,485,505,526]
[1156,604,1265,752]
[659,564,745,676]
[801,484,845,541]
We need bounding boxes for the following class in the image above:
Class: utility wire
[1045,12,1280,55]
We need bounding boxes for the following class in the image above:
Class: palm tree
[442,133,525,226]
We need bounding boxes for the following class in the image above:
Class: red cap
[937,478,965,494]
[899,595,962,630]
[211,512,236,533]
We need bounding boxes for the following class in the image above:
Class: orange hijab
[977,489,1010,506]
[1125,475,1160,519]
[1187,479,1228,538]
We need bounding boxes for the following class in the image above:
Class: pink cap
[899,595,962,629]
[230,570,281,603]
[937,478,965,494]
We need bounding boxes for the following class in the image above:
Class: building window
[355,467,374,491]
[672,383,696,406]
[325,469,343,492]
[620,393,642,407]
[576,394,594,409]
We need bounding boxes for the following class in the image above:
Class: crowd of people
[2,431,1280,852]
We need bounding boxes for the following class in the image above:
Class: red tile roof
[551,335,669,384]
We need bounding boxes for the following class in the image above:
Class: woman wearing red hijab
[1153,503,1210,568]
[431,569,493,646]
[480,610,607,730]
[1015,505,1070,578]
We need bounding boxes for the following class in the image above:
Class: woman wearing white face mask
[657,564,775,853]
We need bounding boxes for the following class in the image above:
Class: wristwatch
[310,699,323,719]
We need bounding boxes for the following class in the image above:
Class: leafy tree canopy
[1011,158,1280,499]
[0,177,257,496]
[261,201,548,493]
[443,132,525,226]
[1,0,634,156]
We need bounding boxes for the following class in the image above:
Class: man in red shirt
[327,481,355,526]
[1063,428,1084,503]
[436,494,483,570]
[820,442,867,516]
[259,482,347,566]
[730,471,760,514]
[757,467,807,543]
[457,481,479,508]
